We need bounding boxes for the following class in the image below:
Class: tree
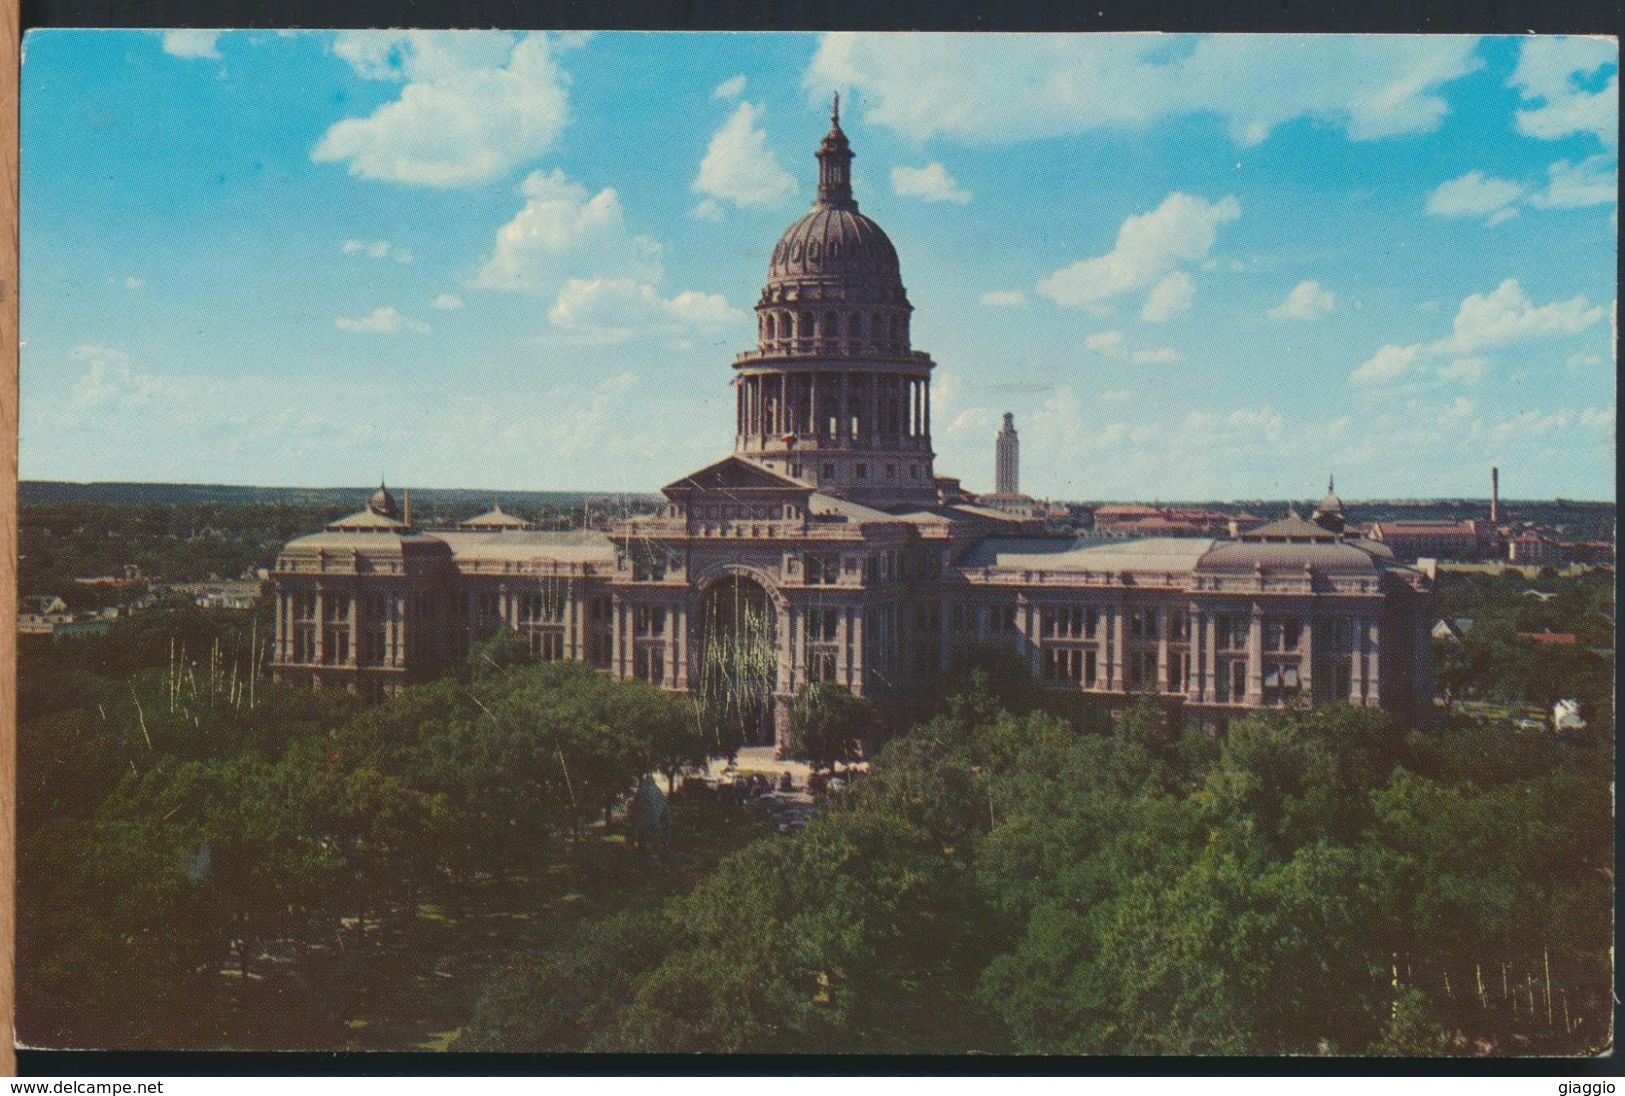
[788,683,873,774]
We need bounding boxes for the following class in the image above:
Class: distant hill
[19,481,660,508]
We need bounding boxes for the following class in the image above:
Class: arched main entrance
[697,574,780,751]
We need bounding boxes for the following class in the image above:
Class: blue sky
[19,31,1618,500]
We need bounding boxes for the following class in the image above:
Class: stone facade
[272,106,1436,744]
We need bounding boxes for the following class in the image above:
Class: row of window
[759,309,906,343]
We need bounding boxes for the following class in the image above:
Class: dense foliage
[16,570,1614,1056]
[468,683,1611,1056]
[18,618,718,1049]
[1431,570,1613,732]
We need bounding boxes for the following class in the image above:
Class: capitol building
[271,103,1436,744]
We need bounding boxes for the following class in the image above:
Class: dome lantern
[816,93,857,211]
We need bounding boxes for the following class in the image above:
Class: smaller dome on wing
[368,481,399,518]
[1312,476,1346,534]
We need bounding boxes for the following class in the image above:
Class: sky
[18,30,1619,501]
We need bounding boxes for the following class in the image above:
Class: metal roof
[958,535,1217,574]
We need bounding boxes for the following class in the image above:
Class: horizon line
[16,478,1617,506]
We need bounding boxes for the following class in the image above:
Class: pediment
[662,456,813,499]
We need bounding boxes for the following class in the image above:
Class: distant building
[1507,530,1559,564]
[1367,519,1496,562]
[995,412,1019,496]
[18,595,72,635]
[1432,617,1474,642]
[1519,631,1578,646]
[1554,698,1587,732]
[271,106,1436,739]
[1095,506,1261,539]
[170,579,263,610]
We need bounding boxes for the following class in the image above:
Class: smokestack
[1490,467,1499,525]
[403,489,412,529]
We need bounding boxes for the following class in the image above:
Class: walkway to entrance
[703,745,813,789]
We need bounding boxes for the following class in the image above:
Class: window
[804,607,839,642]
[634,646,664,685]
[632,549,667,582]
[633,606,665,636]
[1084,649,1098,687]
[822,462,835,480]
[909,463,918,479]
[530,631,563,661]
[1042,607,1087,638]
[886,463,896,479]
[805,649,837,683]
[856,463,868,480]
[804,553,840,585]
[1128,650,1158,691]
[1043,647,1082,681]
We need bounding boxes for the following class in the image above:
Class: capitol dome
[749,96,916,356]
[767,206,903,296]
[732,96,938,507]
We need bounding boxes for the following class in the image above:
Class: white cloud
[472,166,746,340]
[947,408,994,439]
[1267,279,1336,322]
[118,276,145,289]
[693,101,797,209]
[473,169,663,292]
[342,238,413,262]
[1425,171,1525,221]
[1037,192,1239,310]
[806,34,1482,147]
[1350,278,1604,387]
[1509,36,1618,147]
[689,199,725,223]
[1446,278,1604,352]
[312,32,572,188]
[1140,271,1194,322]
[432,293,463,310]
[980,290,1026,308]
[161,31,222,59]
[547,277,747,342]
[890,162,971,204]
[335,306,431,335]
[64,345,187,421]
[1084,329,1183,364]
[712,75,747,100]
[1528,154,1618,209]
